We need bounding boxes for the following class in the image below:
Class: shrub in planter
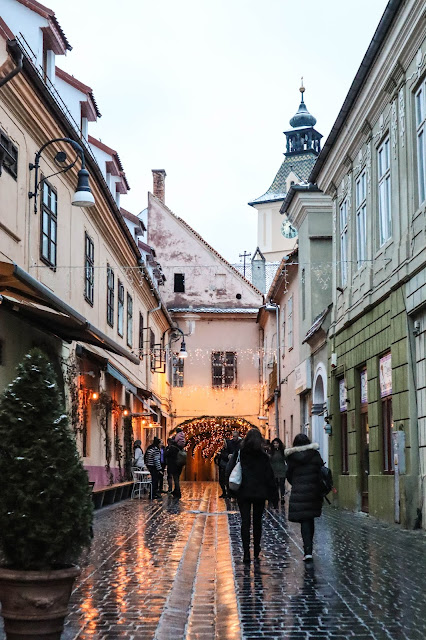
[0,348,93,639]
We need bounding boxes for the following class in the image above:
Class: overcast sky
[57,0,389,264]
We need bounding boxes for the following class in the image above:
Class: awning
[106,363,138,395]
[0,261,139,365]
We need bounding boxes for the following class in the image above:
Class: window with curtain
[117,280,124,337]
[378,137,391,245]
[126,293,133,347]
[339,198,348,286]
[416,83,426,205]
[288,296,293,349]
[356,171,367,267]
[107,265,114,327]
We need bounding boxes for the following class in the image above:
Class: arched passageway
[171,416,259,481]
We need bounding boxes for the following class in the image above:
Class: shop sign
[360,369,368,404]
[379,353,392,398]
[339,378,347,412]
[295,359,311,395]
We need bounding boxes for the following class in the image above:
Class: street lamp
[28,137,95,215]
[162,327,188,358]
[178,340,188,359]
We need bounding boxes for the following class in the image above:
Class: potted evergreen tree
[0,348,93,639]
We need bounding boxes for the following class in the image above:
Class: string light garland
[170,416,259,461]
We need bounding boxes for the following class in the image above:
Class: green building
[288,0,426,528]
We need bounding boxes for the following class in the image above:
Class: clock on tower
[281,219,297,239]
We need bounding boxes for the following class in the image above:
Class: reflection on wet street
[1,481,425,639]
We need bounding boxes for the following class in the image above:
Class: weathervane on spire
[300,77,305,101]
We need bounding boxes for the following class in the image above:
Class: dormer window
[42,43,55,83]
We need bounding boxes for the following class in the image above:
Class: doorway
[312,370,328,465]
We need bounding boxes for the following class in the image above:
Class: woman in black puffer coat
[285,433,324,561]
[229,428,278,564]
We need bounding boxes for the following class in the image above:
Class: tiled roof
[266,248,299,299]
[15,0,72,51]
[168,307,260,314]
[55,67,101,118]
[302,306,331,344]
[248,153,317,206]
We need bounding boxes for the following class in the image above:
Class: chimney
[152,169,166,203]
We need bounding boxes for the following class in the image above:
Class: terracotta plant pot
[0,565,80,640]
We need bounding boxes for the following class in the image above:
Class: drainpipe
[262,302,280,438]
[273,303,281,438]
[146,301,162,390]
[0,41,23,89]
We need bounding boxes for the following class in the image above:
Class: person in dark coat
[214,438,229,498]
[229,428,278,563]
[285,433,324,561]
[145,437,163,499]
[225,430,242,498]
[166,437,184,499]
[270,437,287,503]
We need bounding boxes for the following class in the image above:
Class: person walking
[270,438,287,504]
[145,437,163,499]
[229,428,278,564]
[225,430,241,499]
[165,438,174,493]
[285,433,323,561]
[166,436,184,499]
[214,438,229,498]
[133,440,145,469]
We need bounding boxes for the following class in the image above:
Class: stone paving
[1,481,426,639]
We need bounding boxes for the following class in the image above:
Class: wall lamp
[162,326,188,359]
[28,137,95,214]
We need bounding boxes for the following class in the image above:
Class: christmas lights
[170,416,259,461]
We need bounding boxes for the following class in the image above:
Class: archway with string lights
[170,416,260,480]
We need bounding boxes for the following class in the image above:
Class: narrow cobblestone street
[1,482,425,640]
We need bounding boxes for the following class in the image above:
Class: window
[40,181,57,267]
[174,273,185,293]
[84,233,94,305]
[382,397,393,473]
[117,280,124,336]
[212,351,237,388]
[416,83,426,204]
[301,269,306,320]
[356,171,367,267]
[173,356,184,387]
[288,296,293,349]
[139,312,144,359]
[379,352,393,473]
[281,304,286,358]
[339,198,348,286]
[378,137,391,245]
[107,265,114,327]
[126,294,133,347]
[359,368,369,511]
[0,130,18,179]
[339,378,348,474]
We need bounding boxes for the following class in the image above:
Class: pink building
[147,174,264,479]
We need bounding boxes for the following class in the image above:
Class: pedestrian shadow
[288,563,326,639]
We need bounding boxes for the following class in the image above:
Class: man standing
[145,437,163,499]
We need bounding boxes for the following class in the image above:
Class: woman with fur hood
[285,433,324,561]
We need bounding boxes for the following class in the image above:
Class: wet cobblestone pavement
[1,482,426,639]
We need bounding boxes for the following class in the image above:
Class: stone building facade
[0,0,171,487]
[306,0,426,528]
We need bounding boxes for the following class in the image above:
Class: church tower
[248,82,322,262]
